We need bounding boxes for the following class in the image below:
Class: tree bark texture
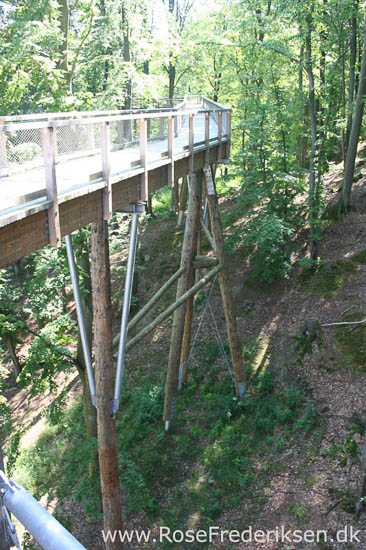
[163,171,202,427]
[341,23,366,213]
[90,219,123,550]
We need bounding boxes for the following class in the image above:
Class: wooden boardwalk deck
[0,97,231,268]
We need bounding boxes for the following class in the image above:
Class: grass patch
[151,186,174,216]
[350,250,366,265]
[335,311,366,373]
[299,260,357,296]
[9,358,318,549]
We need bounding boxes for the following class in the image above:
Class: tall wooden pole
[203,165,246,399]
[177,176,189,226]
[90,218,123,550]
[164,172,202,429]
[179,264,195,384]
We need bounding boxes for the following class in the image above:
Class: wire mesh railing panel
[2,127,44,174]
[147,117,168,162]
[0,97,230,216]
[222,111,228,137]
[193,113,205,144]
[176,114,189,152]
[110,120,139,151]
[55,123,103,191]
[110,120,140,175]
[209,111,219,140]
[56,123,101,157]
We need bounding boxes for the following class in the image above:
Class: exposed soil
[4,156,366,549]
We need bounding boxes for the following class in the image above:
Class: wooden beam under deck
[0,142,228,268]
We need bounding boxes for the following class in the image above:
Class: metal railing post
[111,208,140,415]
[226,110,232,159]
[0,472,86,550]
[0,121,9,178]
[189,114,195,178]
[168,116,177,212]
[43,126,61,247]
[205,111,210,164]
[139,118,148,202]
[65,234,96,407]
[101,122,112,220]
[218,111,223,161]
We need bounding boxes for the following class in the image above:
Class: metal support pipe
[111,212,139,415]
[203,197,208,225]
[65,234,96,407]
[0,472,86,550]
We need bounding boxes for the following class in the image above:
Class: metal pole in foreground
[65,234,97,408]
[111,210,140,415]
[0,472,86,550]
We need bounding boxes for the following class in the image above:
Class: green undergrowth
[299,259,357,297]
[350,250,366,264]
[335,311,366,373]
[9,343,318,548]
[299,249,366,297]
[151,186,176,217]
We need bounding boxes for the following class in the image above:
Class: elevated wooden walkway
[0,96,231,268]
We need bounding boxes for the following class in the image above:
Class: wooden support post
[168,117,177,212]
[181,171,203,382]
[201,219,215,250]
[139,118,148,202]
[226,110,232,160]
[177,176,188,227]
[218,111,223,161]
[164,171,202,430]
[205,111,210,164]
[172,179,179,214]
[179,267,194,385]
[43,127,61,247]
[189,114,194,177]
[101,122,112,220]
[203,165,246,399]
[90,218,123,550]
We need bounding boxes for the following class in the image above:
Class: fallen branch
[322,318,366,328]
[325,500,341,516]
[341,305,357,316]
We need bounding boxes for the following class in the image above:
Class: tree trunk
[340,24,366,213]
[168,56,176,100]
[4,335,22,377]
[346,1,358,150]
[100,0,110,92]
[90,219,123,550]
[74,236,98,477]
[205,166,246,399]
[57,0,71,92]
[122,4,132,142]
[305,8,318,261]
[164,172,202,429]
[77,366,98,478]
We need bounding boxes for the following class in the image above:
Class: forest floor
[5,152,366,549]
